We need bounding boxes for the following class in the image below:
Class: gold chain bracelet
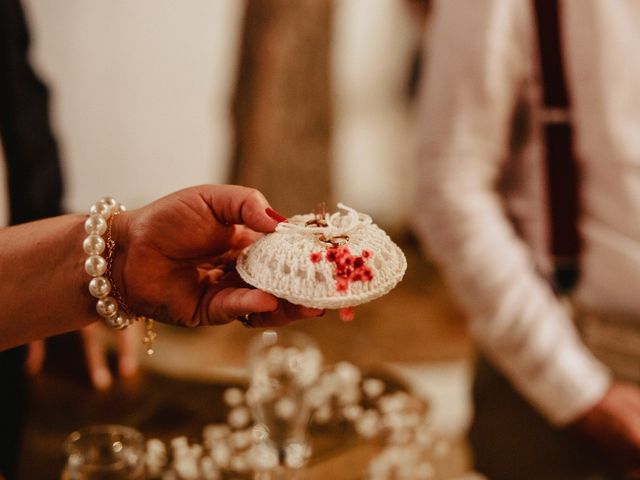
[83,198,156,355]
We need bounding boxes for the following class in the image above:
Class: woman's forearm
[0,185,327,350]
[0,214,95,349]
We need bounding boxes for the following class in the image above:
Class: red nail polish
[265,207,288,223]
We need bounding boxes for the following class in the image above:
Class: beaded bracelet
[83,197,156,355]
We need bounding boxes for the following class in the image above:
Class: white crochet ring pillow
[236,203,407,309]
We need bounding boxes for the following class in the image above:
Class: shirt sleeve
[413,0,611,425]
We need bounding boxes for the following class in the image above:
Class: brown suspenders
[532,0,582,292]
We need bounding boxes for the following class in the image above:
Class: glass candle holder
[247,330,323,474]
[62,424,145,480]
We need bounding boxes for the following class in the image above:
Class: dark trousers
[0,347,27,480]
[469,356,617,480]
[0,1,64,477]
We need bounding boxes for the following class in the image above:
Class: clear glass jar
[62,424,145,480]
[247,330,323,475]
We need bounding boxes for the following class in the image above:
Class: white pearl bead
[83,234,106,256]
[100,196,118,208]
[84,214,107,235]
[90,201,112,219]
[84,255,107,277]
[116,204,127,212]
[96,296,119,318]
[89,276,111,298]
[105,311,130,329]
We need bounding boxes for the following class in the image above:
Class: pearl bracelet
[83,197,156,354]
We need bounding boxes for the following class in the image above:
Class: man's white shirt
[414,0,640,424]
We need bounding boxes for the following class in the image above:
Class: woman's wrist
[83,200,127,327]
[109,210,132,313]
[82,199,157,354]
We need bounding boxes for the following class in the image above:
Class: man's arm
[413,0,610,425]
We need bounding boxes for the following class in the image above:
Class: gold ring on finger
[237,313,254,328]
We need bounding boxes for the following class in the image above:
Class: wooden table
[16,334,471,479]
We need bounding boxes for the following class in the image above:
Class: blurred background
[0,0,475,477]
[1,0,424,226]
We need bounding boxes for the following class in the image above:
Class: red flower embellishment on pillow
[310,246,374,321]
[310,246,374,293]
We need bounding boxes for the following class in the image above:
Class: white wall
[1,0,419,229]
[23,0,245,211]
[332,0,419,229]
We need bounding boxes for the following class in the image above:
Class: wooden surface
[17,360,470,479]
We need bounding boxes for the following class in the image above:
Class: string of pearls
[83,199,157,354]
[84,198,157,354]
[83,197,134,330]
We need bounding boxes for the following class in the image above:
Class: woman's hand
[112,185,323,328]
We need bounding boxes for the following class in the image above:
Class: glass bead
[223,388,245,407]
[355,410,381,439]
[88,276,111,298]
[342,404,364,422]
[249,442,278,471]
[96,296,118,318]
[84,214,107,235]
[203,425,230,447]
[171,436,188,451]
[84,255,107,277]
[274,397,297,420]
[229,431,251,450]
[251,424,270,442]
[363,378,385,399]
[211,443,231,469]
[83,234,105,256]
[227,407,251,429]
[200,457,219,478]
[90,201,112,219]
[284,441,310,469]
[335,361,361,384]
[229,455,249,473]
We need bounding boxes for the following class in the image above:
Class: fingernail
[265,207,288,223]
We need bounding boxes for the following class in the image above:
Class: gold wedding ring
[238,313,254,328]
